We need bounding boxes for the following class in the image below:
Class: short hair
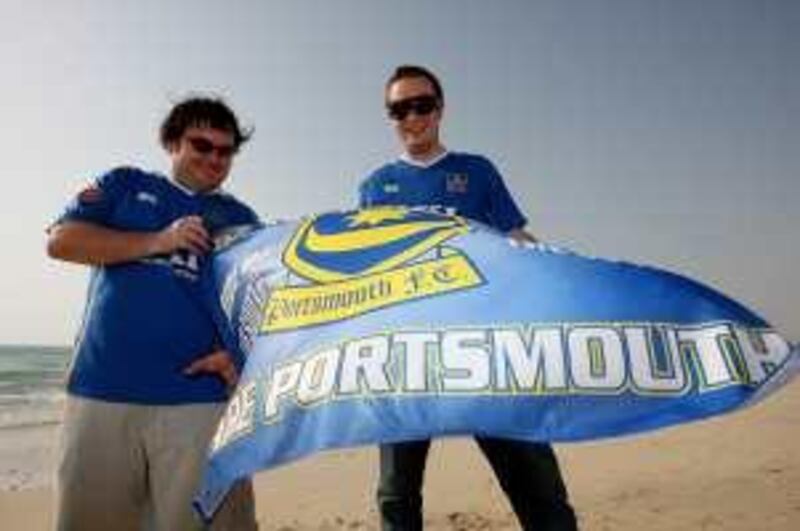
[385,65,444,103]
[159,96,252,150]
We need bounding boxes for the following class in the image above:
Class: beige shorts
[56,396,257,531]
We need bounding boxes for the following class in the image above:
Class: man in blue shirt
[360,66,578,531]
[48,97,259,531]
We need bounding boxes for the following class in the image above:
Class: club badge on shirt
[382,181,400,194]
[445,173,469,194]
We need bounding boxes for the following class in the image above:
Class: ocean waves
[0,346,68,430]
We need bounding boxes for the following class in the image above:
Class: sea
[0,345,69,431]
[0,344,70,490]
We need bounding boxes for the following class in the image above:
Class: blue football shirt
[359,152,527,232]
[57,167,259,404]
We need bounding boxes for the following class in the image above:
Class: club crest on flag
[262,207,484,332]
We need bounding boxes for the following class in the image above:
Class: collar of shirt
[168,174,223,197]
[399,148,449,169]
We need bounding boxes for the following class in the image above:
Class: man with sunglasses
[359,65,579,531]
[48,97,259,531]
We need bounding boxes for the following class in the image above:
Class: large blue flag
[195,207,798,519]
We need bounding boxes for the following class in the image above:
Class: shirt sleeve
[359,164,391,208]
[483,158,528,232]
[358,175,374,208]
[53,168,129,228]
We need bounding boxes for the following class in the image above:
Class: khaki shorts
[56,396,257,531]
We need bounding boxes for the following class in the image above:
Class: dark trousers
[377,437,578,531]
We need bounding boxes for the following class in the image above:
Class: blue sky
[1,0,797,345]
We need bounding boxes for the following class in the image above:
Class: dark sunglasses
[386,95,440,121]
[185,136,237,158]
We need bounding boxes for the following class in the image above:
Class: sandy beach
[2,380,798,530]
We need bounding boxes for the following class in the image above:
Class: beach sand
[2,380,798,530]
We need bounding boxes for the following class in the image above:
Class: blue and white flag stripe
[194,208,798,519]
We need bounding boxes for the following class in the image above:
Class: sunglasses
[185,136,237,158]
[386,95,440,121]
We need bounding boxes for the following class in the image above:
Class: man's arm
[49,218,238,386]
[46,216,212,266]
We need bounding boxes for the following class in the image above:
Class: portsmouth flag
[195,207,799,519]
